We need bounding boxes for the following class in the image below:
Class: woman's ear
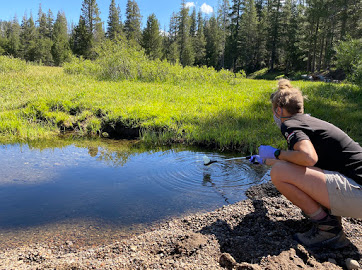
[275,106,282,115]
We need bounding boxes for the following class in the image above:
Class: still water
[0,140,269,230]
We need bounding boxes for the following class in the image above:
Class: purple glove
[249,155,263,164]
[258,145,278,161]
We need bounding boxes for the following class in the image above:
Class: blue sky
[1,0,218,30]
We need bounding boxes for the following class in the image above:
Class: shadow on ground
[199,183,361,268]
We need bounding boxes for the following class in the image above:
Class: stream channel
[0,139,269,249]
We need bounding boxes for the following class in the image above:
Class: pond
[0,139,269,248]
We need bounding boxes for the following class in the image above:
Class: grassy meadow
[0,55,361,153]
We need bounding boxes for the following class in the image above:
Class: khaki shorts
[325,170,362,219]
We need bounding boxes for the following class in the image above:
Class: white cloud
[200,3,213,14]
[160,29,170,37]
[185,2,196,9]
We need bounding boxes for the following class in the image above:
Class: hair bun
[278,79,292,90]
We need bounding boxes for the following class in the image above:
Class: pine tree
[52,11,71,65]
[345,0,362,39]
[46,9,54,39]
[204,15,221,68]
[279,0,304,72]
[254,0,268,71]
[124,0,142,43]
[142,13,162,60]
[19,14,37,61]
[296,0,362,72]
[193,11,206,66]
[86,0,104,49]
[6,17,21,57]
[226,0,242,71]
[238,0,259,72]
[35,37,53,65]
[164,12,180,64]
[70,16,92,57]
[168,12,179,42]
[34,6,53,65]
[179,0,194,66]
[168,42,180,64]
[190,8,197,37]
[107,0,123,39]
[71,0,104,59]
[267,0,283,70]
[301,0,326,72]
[81,0,100,34]
[217,0,231,69]
[37,5,48,38]
[321,0,361,70]
[93,15,105,47]
[0,21,7,55]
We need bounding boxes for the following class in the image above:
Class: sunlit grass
[0,58,360,152]
[0,56,28,74]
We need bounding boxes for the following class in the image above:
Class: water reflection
[88,146,98,157]
[0,139,269,229]
[203,173,230,204]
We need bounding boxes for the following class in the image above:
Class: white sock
[308,207,327,220]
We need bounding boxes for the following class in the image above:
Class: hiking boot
[294,215,349,249]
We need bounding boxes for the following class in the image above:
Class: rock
[328,258,337,265]
[235,262,262,270]
[129,245,137,252]
[66,241,73,247]
[346,258,360,269]
[219,253,237,269]
[172,233,207,256]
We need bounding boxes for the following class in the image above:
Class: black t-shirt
[281,114,362,185]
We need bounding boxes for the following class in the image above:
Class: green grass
[0,56,28,74]
[0,57,360,153]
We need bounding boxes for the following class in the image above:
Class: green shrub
[352,61,362,87]
[63,55,100,76]
[63,39,244,85]
[247,68,268,79]
[0,56,28,73]
[335,38,362,86]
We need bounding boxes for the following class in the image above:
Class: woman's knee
[270,162,283,184]
[270,161,294,184]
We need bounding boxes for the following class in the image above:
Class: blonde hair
[278,79,292,90]
[270,79,304,114]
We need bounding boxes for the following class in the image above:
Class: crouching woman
[251,80,362,248]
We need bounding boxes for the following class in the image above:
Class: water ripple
[143,151,269,203]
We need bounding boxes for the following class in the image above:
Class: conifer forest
[0,0,361,75]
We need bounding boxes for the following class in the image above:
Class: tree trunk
[306,18,314,72]
[340,0,349,40]
[318,33,324,71]
[270,0,281,70]
[311,18,319,73]
[323,34,329,70]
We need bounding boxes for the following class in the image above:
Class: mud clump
[0,182,361,269]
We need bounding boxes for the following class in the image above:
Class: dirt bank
[1,182,361,269]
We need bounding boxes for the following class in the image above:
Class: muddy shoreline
[0,182,361,269]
